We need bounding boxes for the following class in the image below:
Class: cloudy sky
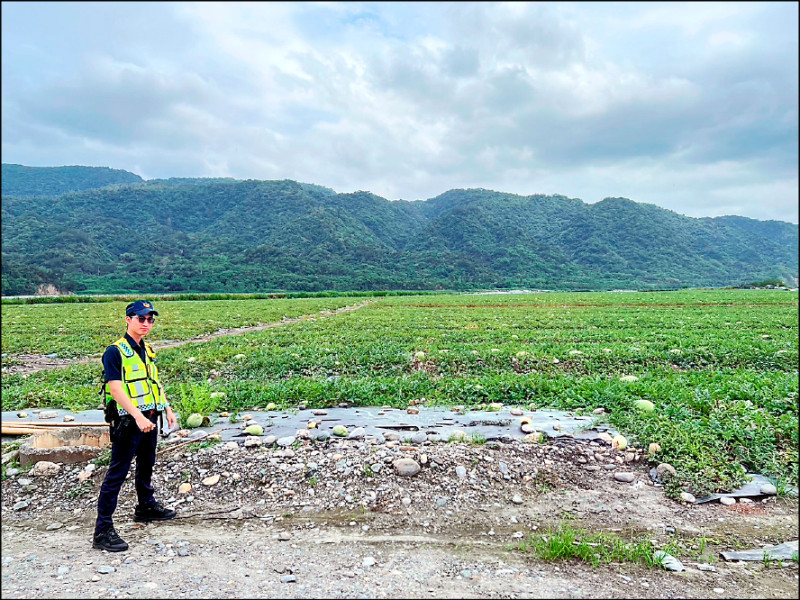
[2,1,798,223]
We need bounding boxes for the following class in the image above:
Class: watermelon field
[1,289,797,499]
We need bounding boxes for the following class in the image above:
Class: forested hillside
[1,164,143,197]
[2,165,797,294]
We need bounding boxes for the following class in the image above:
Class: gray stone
[38,410,58,419]
[362,557,376,567]
[720,496,736,506]
[614,472,635,483]
[511,494,523,505]
[697,564,717,572]
[12,500,30,511]
[656,463,677,481]
[97,565,116,574]
[46,522,63,531]
[244,437,262,448]
[32,461,62,476]
[264,435,277,445]
[277,436,296,447]
[393,458,421,477]
[348,427,366,440]
[455,466,468,479]
[654,551,684,572]
[281,575,297,583]
[411,432,427,444]
[760,483,777,495]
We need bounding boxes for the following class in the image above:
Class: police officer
[93,300,177,552]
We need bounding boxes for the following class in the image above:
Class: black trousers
[94,410,159,535]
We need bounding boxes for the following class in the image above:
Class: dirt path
[2,436,797,598]
[4,517,797,599]
[1,301,373,376]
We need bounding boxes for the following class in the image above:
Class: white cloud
[1,1,797,223]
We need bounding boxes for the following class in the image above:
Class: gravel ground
[3,435,798,599]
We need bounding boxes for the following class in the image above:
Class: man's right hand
[108,381,154,432]
[135,414,155,432]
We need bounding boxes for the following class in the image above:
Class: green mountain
[1,164,144,197]
[1,165,797,294]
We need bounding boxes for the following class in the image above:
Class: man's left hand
[166,407,177,430]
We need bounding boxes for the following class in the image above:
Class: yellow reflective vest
[104,337,168,415]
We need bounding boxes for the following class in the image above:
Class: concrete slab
[18,425,110,467]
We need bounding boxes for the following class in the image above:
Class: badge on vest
[118,342,135,358]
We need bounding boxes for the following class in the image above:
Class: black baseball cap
[126,300,159,317]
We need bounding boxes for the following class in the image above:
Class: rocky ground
[2,434,798,599]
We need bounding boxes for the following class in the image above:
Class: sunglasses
[130,315,156,324]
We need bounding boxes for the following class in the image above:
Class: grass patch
[470,432,487,445]
[1,448,27,481]
[514,522,676,568]
[93,449,112,467]
[186,438,222,452]
[66,480,94,499]
[172,382,224,428]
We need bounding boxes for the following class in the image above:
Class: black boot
[92,526,129,552]
[133,500,176,522]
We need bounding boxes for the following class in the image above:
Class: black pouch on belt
[104,400,120,435]
[113,414,134,439]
